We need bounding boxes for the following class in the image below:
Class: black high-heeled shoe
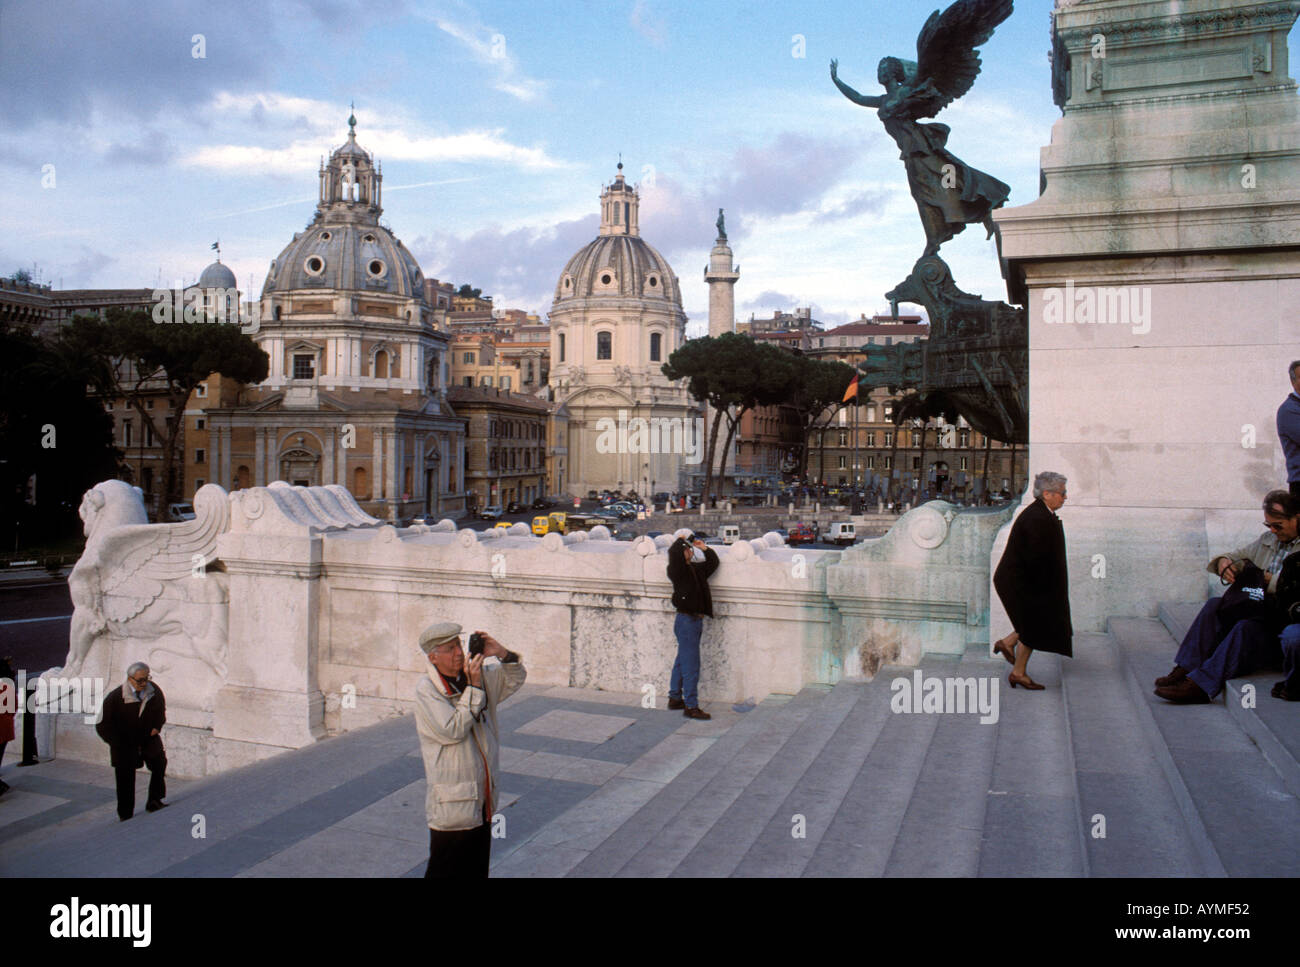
[1008,672,1044,691]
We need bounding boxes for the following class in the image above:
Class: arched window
[597,331,612,361]
[374,350,388,378]
[650,332,662,362]
[354,466,368,499]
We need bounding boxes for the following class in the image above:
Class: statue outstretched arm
[830,60,883,108]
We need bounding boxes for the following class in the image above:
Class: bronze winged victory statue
[831,0,1014,256]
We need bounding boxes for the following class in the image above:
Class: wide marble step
[1110,616,1300,877]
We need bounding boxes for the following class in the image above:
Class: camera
[468,632,485,657]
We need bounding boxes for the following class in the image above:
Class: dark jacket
[668,540,719,617]
[1278,392,1300,484]
[993,498,1073,657]
[96,682,166,768]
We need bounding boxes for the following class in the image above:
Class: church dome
[262,222,424,298]
[198,260,237,289]
[553,165,681,306]
[260,114,424,300]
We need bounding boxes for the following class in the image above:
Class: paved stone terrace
[1,612,1296,877]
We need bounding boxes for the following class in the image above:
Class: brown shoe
[1154,679,1210,704]
[1154,664,1189,688]
[683,706,711,720]
[666,696,685,710]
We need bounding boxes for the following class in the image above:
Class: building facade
[547,164,697,497]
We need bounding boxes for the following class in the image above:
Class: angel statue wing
[910,0,1014,118]
[98,483,231,624]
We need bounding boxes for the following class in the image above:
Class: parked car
[653,492,670,504]
[479,505,504,520]
[506,501,526,514]
[532,497,554,510]
[547,511,568,534]
[787,523,817,545]
[166,501,196,522]
[721,524,741,545]
[586,490,599,500]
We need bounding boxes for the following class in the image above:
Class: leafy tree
[61,308,269,519]
[0,324,120,551]
[456,284,484,300]
[662,333,800,504]
[788,356,858,481]
[10,268,33,283]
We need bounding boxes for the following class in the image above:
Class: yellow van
[547,511,568,535]
[532,515,550,536]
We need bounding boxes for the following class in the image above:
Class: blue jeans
[669,613,704,708]
[1175,599,1281,698]
[1281,624,1300,690]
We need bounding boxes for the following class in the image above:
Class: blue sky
[4,0,1293,333]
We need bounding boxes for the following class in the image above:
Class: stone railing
[49,482,1013,777]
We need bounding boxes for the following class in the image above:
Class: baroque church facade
[547,165,698,497]
[202,116,466,521]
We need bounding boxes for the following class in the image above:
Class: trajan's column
[704,210,740,487]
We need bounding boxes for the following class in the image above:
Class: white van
[720,524,741,545]
[828,522,856,546]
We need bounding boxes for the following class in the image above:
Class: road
[0,578,72,677]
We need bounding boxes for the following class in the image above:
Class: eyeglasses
[129,676,149,686]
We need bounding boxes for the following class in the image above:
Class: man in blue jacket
[1277,360,1300,499]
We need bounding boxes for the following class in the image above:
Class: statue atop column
[716,208,727,241]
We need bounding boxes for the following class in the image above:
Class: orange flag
[842,375,859,403]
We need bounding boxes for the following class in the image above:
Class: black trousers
[115,751,166,820]
[425,823,491,879]
[1291,481,1300,499]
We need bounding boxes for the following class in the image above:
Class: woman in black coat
[992,472,1072,690]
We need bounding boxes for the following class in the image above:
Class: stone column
[372,426,384,499]
[386,428,398,507]
[323,426,335,485]
[254,428,266,486]
[210,425,222,489]
[219,427,232,490]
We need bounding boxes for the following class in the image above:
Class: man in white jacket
[414,622,526,878]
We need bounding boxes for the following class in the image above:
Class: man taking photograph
[414,622,525,878]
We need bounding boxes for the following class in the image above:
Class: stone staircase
[497,609,1299,877]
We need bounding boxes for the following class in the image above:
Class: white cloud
[629,0,668,48]
[429,12,548,103]
[178,90,567,173]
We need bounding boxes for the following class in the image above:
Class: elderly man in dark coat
[96,662,168,820]
[992,472,1072,690]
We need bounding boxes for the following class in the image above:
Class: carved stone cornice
[1054,1,1300,49]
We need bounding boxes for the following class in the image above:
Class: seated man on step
[1155,490,1300,704]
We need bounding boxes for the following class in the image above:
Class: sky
[4,0,1294,335]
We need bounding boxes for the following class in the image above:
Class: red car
[787,523,817,545]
